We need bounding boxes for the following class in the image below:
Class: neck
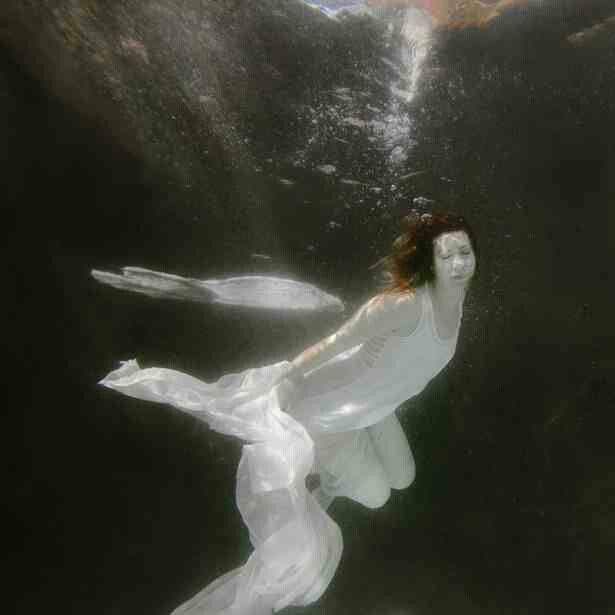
[428,279,467,310]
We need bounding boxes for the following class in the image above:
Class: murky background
[6,1,615,613]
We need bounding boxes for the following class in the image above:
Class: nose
[452,255,464,272]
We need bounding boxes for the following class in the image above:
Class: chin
[452,275,473,287]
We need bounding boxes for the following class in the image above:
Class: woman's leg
[314,429,392,510]
[312,487,336,511]
[367,413,415,490]
[343,460,391,509]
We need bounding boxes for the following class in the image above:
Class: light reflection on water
[299,1,435,165]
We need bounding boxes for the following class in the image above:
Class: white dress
[99,285,461,615]
[289,285,460,504]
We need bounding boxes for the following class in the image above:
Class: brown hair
[372,211,478,293]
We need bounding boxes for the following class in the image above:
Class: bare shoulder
[367,289,422,329]
[373,288,420,309]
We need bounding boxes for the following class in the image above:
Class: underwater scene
[6,1,615,614]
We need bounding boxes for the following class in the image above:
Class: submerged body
[99,284,462,612]
[99,219,477,614]
[287,285,460,507]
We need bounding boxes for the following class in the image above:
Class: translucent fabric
[91,267,344,312]
[100,359,342,615]
[99,286,461,613]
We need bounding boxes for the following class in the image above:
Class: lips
[451,271,471,280]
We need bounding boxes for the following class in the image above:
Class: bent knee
[361,487,391,509]
[390,461,416,490]
[351,480,391,509]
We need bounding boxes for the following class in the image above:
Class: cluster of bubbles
[298,1,434,167]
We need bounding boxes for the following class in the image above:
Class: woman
[277,211,477,510]
[100,211,477,614]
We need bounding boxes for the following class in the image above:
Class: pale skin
[276,230,476,407]
[430,229,476,338]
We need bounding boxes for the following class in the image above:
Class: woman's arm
[285,291,420,383]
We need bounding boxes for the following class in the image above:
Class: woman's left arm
[284,291,419,384]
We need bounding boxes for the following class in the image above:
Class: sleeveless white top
[289,285,461,434]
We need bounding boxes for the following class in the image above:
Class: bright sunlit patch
[302,0,539,27]
[298,0,435,166]
[300,0,370,19]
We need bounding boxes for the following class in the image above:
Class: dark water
[6,1,615,614]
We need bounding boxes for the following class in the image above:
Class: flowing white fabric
[99,286,461,613]
[100,359,342,615]
[91,267,345,312]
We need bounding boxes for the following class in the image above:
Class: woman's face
[432,231,476,286]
